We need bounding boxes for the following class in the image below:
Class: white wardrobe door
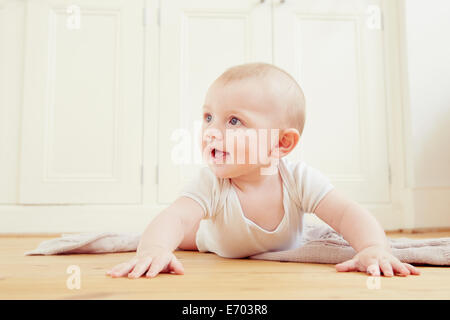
[274,0,390,203]
[158,0,272,204]
[0,0,24,204]
[19,0,144,204]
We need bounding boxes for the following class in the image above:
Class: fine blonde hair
[215,62,306,136]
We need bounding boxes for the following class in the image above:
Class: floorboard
[0,231,449,300]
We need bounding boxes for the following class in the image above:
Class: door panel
[274,0,390,203]
[20,0,144,204]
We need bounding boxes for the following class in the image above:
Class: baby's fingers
[128,256,153,279]
[379,259,394,277]
[107,258,138,278]
[366,261,381,277]
[146,255,169,278]
[391,259,410,276]
[404,263,421,275]
[168,254,185,275]
[391,260,421,276]
[335,259,357,272]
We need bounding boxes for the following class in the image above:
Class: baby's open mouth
[211,148,229,160]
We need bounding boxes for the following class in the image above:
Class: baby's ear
[277,128,300,156]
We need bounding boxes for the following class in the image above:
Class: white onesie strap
[213,177,230,216]
[279,158,302,210]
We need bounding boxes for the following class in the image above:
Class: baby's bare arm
[138,196,203,253]
[314,189,388,251]
[314,189,420,276]
[107,196,204,278]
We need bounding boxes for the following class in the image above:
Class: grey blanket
[25,224,450,265]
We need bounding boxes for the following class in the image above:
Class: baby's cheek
[199,130,204,148]
[257,133,274,164]
[232,135,261,165]
[247,136,260,164]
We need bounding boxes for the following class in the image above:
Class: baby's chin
[207,164,238,179]
[207,163,261,179]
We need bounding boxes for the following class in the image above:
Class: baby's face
[201,77,284,178]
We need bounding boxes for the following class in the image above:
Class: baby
[107,62,420,278]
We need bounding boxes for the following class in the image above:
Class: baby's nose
[203,128,223,142]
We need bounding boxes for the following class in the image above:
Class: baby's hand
[106,245,184,279]
[335,245,421,277]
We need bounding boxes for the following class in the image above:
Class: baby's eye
[204,114,212,122]
[229,117,241,126]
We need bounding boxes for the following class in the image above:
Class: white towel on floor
[24,224,450,266]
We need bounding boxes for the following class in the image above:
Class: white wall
[402,0,450,227]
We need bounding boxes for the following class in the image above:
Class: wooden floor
[0,231,449,300]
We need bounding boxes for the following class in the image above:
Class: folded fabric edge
[23,232,120,256]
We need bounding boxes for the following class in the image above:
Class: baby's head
[201,62,305,179]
